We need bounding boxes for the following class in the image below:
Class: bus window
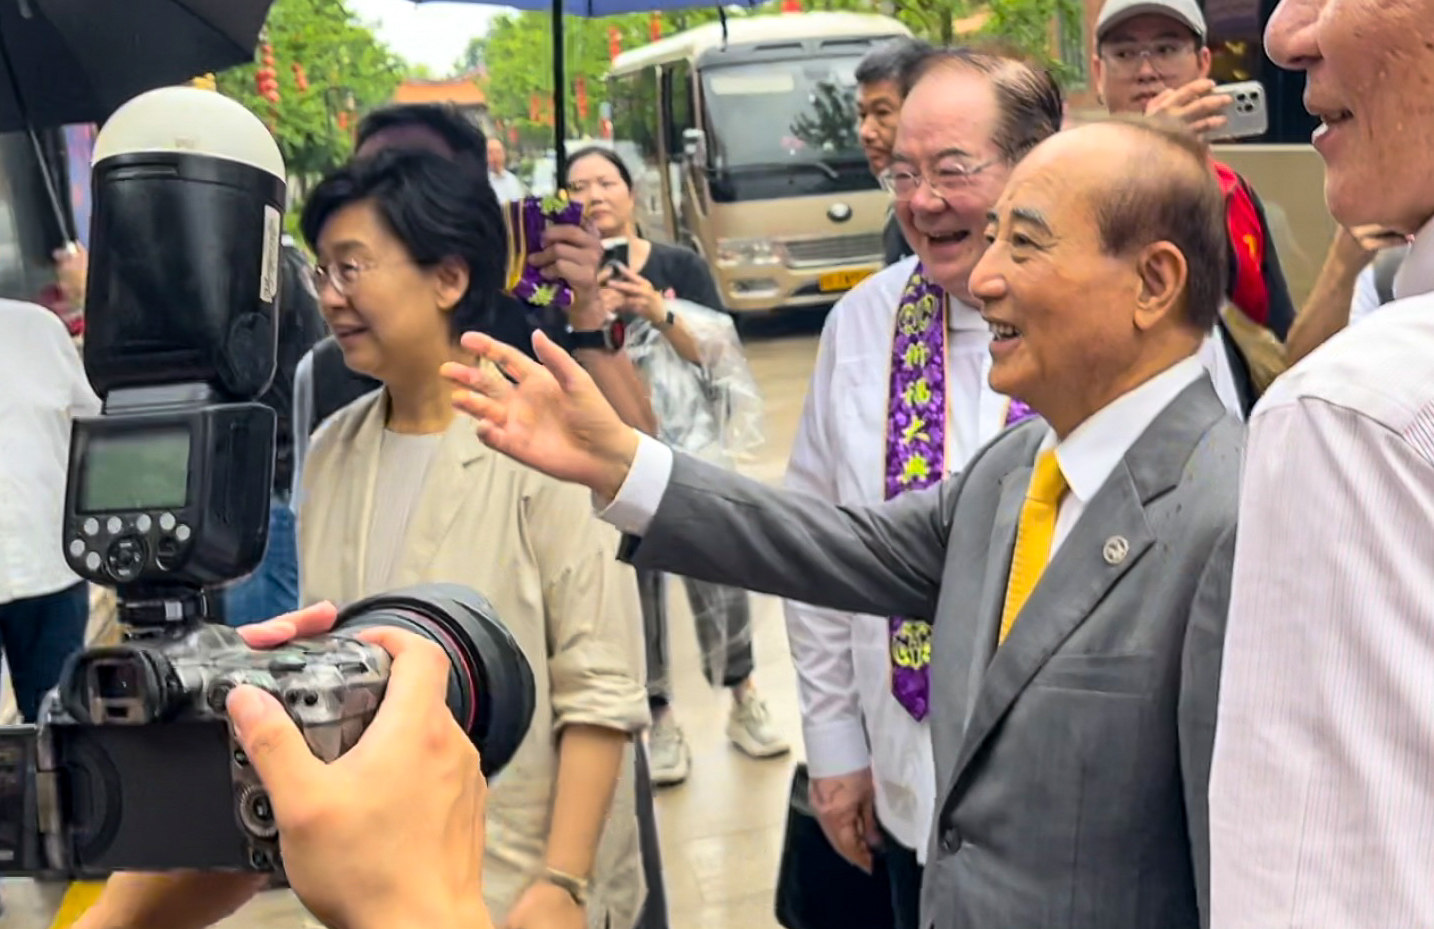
[701,55,875,202]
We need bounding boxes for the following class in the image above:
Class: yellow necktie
[998,449,1068,644]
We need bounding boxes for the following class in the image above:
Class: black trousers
[0,582,89,722]
[879,824,923,929]
[632,742,669,929]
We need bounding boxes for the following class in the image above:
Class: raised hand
[441,330,640,500]
[1145,79,1231,140]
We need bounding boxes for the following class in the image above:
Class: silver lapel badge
[1102,536,1130,565]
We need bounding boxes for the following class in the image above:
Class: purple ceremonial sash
[884,265,1034,721]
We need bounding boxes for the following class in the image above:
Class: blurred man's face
[1093,14,1211,114]
[1267,0,1434,234]
[890,68,1012,303]
[487,139,507,174]
[857,78,903,176]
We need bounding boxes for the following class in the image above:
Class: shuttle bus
[608,12,911,315]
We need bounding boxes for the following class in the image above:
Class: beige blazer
[298,390,649,929]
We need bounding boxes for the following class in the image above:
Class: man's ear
[1132,241,1187,332]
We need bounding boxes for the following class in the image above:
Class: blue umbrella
[407,0,768,175]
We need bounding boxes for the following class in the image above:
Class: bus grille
[781,234,883,268]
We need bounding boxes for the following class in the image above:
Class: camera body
[0,87,536,880]
[0,584,533,879]
[1,622,389,877]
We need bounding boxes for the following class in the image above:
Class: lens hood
[334,584,536,778]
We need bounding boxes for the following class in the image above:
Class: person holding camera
[564,146,788,788]
[294,149,648,929]
[71,602,495,929]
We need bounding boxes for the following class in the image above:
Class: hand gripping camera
[0,88,535,880]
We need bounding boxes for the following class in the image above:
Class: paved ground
[0,310,829,929]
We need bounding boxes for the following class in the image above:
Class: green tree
[471,1,1085,149]
[215,0,404,182]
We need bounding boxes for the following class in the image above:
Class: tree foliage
[472,0,1084,149]
[215,0,404,181]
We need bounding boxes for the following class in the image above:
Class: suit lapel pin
[1102,536,1130,565]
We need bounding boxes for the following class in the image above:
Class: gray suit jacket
[624,377,1241,929]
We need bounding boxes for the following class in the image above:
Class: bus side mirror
[682,127,706,163]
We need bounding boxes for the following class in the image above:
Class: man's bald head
[971,117,1226,436]
[1059,118,1228,330]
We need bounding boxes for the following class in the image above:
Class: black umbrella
[0,0,275,238]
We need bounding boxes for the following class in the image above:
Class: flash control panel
[68,511,194,584]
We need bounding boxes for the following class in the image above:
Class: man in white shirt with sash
[782,50,1059,929]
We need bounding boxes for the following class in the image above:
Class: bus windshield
[701,56,875,200]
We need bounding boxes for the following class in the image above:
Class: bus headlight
[715,237,784,269]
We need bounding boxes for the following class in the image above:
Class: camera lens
[332,584,535,778]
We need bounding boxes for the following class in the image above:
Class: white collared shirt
[1210,216,1434,928]
[1043,355,1206,554]
[489,169,527,204]
[0,300,101,604]
[780,257,1013,859]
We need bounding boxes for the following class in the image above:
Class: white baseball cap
[1096,0,1208,44]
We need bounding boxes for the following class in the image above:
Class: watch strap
[541,866,589,906]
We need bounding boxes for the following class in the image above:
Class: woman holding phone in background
[566,146,790,788]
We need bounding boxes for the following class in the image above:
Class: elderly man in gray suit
[444,117,1241,929]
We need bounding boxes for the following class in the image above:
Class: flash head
[83,86,287,400]
[93,86,284,179]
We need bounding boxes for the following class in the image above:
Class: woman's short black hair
[301,149,506,340]
[565,145,633,190]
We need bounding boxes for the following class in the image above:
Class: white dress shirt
[489,169,528,204]
[1348,261,1382,327]
[781,257,1015,859]
[1043,354,1206,555]
[0,300,101,604]
[1210,217,1434,928]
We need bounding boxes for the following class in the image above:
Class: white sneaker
[727,690,791,758]
[648,713,691,786]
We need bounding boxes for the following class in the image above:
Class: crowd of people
[5,0,1432,926]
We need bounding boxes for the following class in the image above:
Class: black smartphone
[601,237,629,273]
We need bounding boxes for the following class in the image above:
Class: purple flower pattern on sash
[502,195,586,309]
[884,266,1037,721]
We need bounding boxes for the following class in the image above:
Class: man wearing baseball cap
[1093,0,1296,414]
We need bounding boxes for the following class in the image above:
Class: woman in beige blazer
[295,149,649,929]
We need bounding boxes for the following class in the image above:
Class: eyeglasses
[312,260,387,297]
[1100,40,1198,75]
[879,158,998,202]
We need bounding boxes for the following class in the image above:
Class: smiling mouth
[989,321,1021,341]
[332,324,369,340]
[926,230,970,246]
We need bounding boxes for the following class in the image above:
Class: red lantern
[529,94,540,121]
[336,110,349,131]
[575,76,588,121]
[649,13,661,41]
[254,65,280,104]
[781,0,801,10]
[291,63,309,92]
[608,26,621,61]
[508,126,519,146]
[600,117,613,139]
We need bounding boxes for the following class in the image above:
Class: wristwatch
[541,866,590,906]
[655,309,676,331]
[566,314,626,352]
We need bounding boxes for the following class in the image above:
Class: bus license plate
[818,269,872,293]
